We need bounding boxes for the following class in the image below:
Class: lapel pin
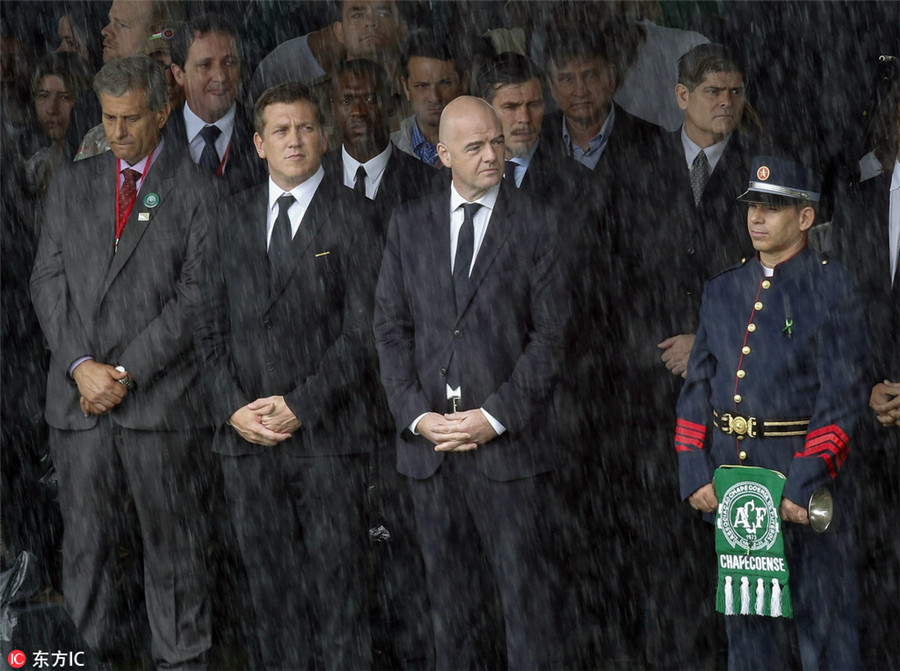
[138,212,150,221]
[315,251,331,257]
[143,192,160,208]
[782,318,793,338]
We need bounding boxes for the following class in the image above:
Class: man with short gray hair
[31,55,215,669]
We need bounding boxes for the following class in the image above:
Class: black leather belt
[712,409,810,438]
[447,397,463,413]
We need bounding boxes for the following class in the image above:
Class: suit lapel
[427,190,455,319]
[455,184,513,320]
[236,186,271,309]
[101,143,179,294]
[266,175,336,306]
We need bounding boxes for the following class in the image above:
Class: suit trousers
[220,448,371,670]
[725,526,859,670]
[49,419,213,669]
[407,452,563,670]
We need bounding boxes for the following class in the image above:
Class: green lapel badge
[143,192,160,208]
[782,318,793,338]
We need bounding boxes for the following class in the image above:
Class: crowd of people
[1,1,898,669]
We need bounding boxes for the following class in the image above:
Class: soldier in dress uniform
[674,156,870,669]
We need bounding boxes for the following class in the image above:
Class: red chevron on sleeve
[794,425,850,479]
[675,418,707,452]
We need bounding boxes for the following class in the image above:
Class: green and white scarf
[713,465,792,618]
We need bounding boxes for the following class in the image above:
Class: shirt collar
[681,125,730,173]
[891,158,900,192]
[267,165,325,212]
[449,181,500,213]
[342,143,392,184]
[561,104,616,150]
[508,138,540,170]
[411,118,441,167]
[120,136,165,173]
[184,101,236,143]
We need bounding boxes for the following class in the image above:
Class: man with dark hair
[831,66,900,670]
[165,13,265,193]
[391,31,467,167]
[601,42,761,667]
[323,57,435,667]
[250,0,407,101]
[374,95,567,669]
[477,51,590,211]
[197,81,382,669]
[326,58,435,235]
[542,27,661,174]
[30,55,214,669]
[677,156,867,669]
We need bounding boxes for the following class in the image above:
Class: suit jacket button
[453,329,462,338]
[263,318,273,329]
[266,363,275,372]
[440,367,447,377]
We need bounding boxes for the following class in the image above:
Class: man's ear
[436,141,451,169]
[798,206,815,232]
[253,131,266,159]
[675,83,690,111]
[171,62,186,87]
[333,21,345,47]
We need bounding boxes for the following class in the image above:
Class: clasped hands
[870,380,900,427]
[229,395,301,446]
[73,360,130,417]
[417,410,498,452]
[688,482,809,524]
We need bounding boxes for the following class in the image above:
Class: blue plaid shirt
[412,119,442,168]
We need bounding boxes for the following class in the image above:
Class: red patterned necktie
[118,168,140,233]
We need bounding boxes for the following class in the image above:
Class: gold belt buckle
[723,413,756,437]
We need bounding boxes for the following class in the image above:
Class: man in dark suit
[324,58,436,240]
[323,56,435,668]
[165,13,265,194]
[831,70,900,670]
[374,95,567,669]
[604,43,760,667]
[477,51,612,664]
[476,51,590,212]
[196,81,382,669]
[541,27,662,178]
[30,56,214,669]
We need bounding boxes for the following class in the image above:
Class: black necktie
[504,160,518,187]
[691,150,710,206]
[354,165,367,198]
[199,125,221,174]
[268,193,295,284]
[453,203,481,312]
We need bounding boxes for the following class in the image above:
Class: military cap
[737,156,821,204]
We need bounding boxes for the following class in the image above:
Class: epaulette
[710,256,749,281]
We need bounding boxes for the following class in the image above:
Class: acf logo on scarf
[714,465,793,618]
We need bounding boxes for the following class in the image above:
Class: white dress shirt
[341,143,392,199]
[265,167,325,249]
[890,159,900,286]
[410,181,506,437]
[184,102,236,171]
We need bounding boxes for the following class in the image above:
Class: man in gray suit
[30,56,214,669]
